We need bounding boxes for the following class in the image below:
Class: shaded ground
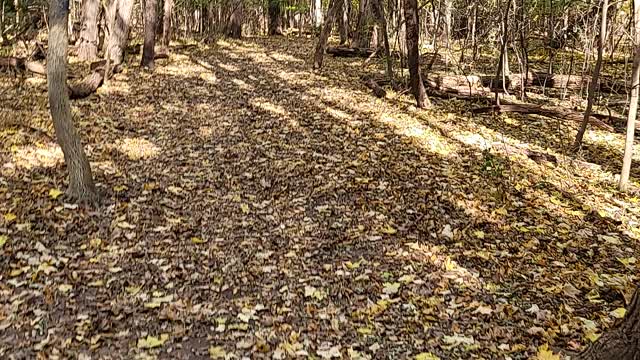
[1,37,639,359]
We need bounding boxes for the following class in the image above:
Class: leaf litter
[0,37,639,358]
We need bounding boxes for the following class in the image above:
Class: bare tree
[227,0,243,38]
[48,0,98,203]
[268,0,283,35]
[574,0,609,151]
[620,0,640,191]
[403,0,429,107]
[312,0,323,31]
[161,0,174,48]
[76,0,101,61]
[371,0,393,84]
[338,0,350,44]
[313,0,344,69]
[141,0,158,69]
[105,0,134,65]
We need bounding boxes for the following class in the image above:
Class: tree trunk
[493,0,510,104]
[620,0,640,191]
[161,0,173,48]
[268,0,283,35]
[106,0,134,65]
[141,0,158,69]
[0,0,4,44]
[573,286,640,359]
[338,0,350,44]
[313,0,323,31]
[313,0,344,69]
[48,0,98,203]
[371,0,393,84]
[403,0,429,107]
[353,0,371,48]
[227,1,242,38]
[573,0,608,151]
[77,0,101,61]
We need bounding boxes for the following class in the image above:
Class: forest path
[0,37,639,359]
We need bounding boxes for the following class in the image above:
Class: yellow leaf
[585,331,601,342]
[473,231,485,239]
[495,208,508,216]
[536,344,560,360]
[617,257,637,266]
[0,235,7,248]
[191,236,207,244]
[416,353,440,360]
[58,284,73,293]
[549,197,562,205]
[49,188,63,199]
[113,185,128,192]
[381,224,397,234]
[10,267,28,277]
[126,286,142,295]
[357,327,373,335]
[88,280,104,287]
[137,334,169,349]
[209,346,227,359]
[398,274,416,284]
[611,308,626,319]
[382,282,401,295]
[344,260,361,270]
[4,213,17,223]
[240,203,250,214]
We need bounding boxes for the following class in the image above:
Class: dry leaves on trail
[0,37,639,359]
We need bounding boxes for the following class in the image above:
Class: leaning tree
[48,0,99,202]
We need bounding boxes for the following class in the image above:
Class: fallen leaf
[416,353,440,360]
[382,282,401,295]
[137,334,169,349]
[48,188,63,199]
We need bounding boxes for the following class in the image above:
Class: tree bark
[268,0,283,35]
[312,0,323,31]
[77,0,101,61]
[353,0,371,48]
[573,0,608,151]
[338,0,350,44]
[106,0,134,65]
[573,286,640,360]
[620,0,640,191]
[313,0,344,69]
[161,0,173,48]
[493,0,510,105]
[48,0,98,203]
[141,0,158,69]
[371,0,393,84]
[403,0,429,107]
[227,0,242,38]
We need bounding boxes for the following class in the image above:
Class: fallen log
[472,104,615,131]
[327,46,376,58]
[68,64,123,100]
[474,72,624,93]
[68,71,105,100]
[0,57,47,76]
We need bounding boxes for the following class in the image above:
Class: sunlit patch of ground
[8,142,63,170]
[114,137,161,160]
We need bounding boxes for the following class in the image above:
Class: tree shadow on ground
[0,37,638,359]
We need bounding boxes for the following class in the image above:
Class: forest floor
[1,37,640,359]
